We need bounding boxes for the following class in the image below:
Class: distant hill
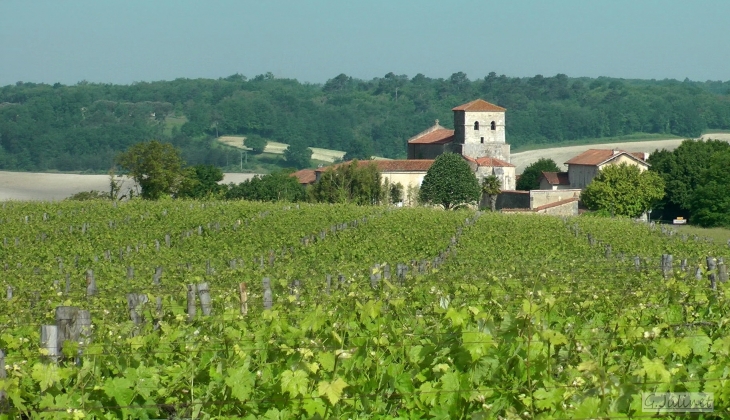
[1,73,729,172]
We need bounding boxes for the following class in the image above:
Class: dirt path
[511,133,730,173]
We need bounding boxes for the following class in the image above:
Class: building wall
[538,179,572,190]
[381,171,428,206]
[453,110,508,160]
[408,143,447,159]
[476,165,516,191]
[568,165,599,189]
[529,189,582,209]
[536,200,579,216]
[495,191,530,210]
[599,155,649,172]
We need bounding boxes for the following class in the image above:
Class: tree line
[2,73,730,172]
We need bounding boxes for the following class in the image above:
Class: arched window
[490,121,496,130]
[474,121,479,130]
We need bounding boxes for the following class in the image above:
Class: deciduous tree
[581,163,664,218]
[419,153,480,210]
[116,140,187,200]
[517,158,561,191]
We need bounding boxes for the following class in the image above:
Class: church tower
[451,99,509,162]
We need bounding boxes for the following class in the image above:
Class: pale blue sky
[2,0,729,86]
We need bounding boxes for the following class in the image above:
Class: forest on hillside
[1,72,730,172]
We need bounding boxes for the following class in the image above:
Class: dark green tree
[688,150,730,227]
[225,170,305,202]
[343,137,374,161]
[581,163,665,217]
[389,182,404,204]
[419,153,480,210]
[244,134,268,154]
[309,160,382,205]
[517,158,561,190]
[116,140,187,200]
[481,175,502,211]
[178,164,225,198]
[283,139,312,169]
[648,139,730,220]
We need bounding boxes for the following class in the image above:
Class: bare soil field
[0,172,261,201]
[218,136,346,163]
[511,133,730,174]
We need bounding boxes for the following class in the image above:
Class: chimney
[612,148,619,156]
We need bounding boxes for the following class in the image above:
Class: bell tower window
[490,121,496,130]
[474,121,479,130]
[480,137,484,144]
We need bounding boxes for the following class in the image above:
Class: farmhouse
[564,149,650,189]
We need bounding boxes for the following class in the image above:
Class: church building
[406,99,515,190]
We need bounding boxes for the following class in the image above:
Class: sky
[1,0,729,86]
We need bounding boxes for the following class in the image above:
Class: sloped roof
[540,171,570,185]
[290,169,316,184]
[565,149,649,167]
[315,159,434,173]
[452,99,506,112]
[463,155,515,167]
[408,121,455,145]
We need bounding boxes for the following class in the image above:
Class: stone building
[564,149,650,189]
[407,99,514,190]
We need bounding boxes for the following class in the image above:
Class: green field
[511,133,682,153]
[0,201,729,418]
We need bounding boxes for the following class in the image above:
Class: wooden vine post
[197,282,212,316]
[85,270,97,296]
[186,284,197,321]
[239,283,248,315]
[263,277,273,310]
[0,349,6,403]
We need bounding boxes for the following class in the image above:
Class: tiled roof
[564,149,649,166]
[534,197,579,212]
[540,171,570,185]
[452,99,506,112]
[473,156,514,167]
[290,169,316,184]
[408,127,455,144]
[315,159,434,173]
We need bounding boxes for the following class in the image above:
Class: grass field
[673,224,730,244]
[218,135,346,163]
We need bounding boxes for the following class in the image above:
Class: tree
[516,158,561,190]
[390,182,404,205]
[178,164,225,198]
[343,137,374,161]
[116,140,187,200]
[648,139,730,220]
[244,134,268,154]
[688,150,730,227]
[225,170,305,202]
[309,160,382,205]
[481,175,502,211]
[419,153,480,210]
[284,139,312,169]
[581,163,665,218]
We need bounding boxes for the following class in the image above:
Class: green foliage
[309,160,382,205]
[648,139,730,221]
[178,164,226,199]
[419,153,480,209]
[516,158,561,191]
[66,190,110,201]
[225,170,306,202]
[480,175,502,211]
[688,150,730,227]
[581,163,665,217]
[283,139,312,169]
[116,140,187,200]
[3,74,730,172]
[244,134,268,153]
[389,182,404,204]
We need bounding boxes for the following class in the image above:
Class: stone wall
[529,189,582,209]
[535,199,579,216]
[495,191,530,210]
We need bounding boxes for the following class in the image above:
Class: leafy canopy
[116,140,187,200]
[688,150,730,228]
[284,139,313,169]
[419,153,480,210]
[309,160,382,205]
[244,134,268,154]
[481,175,502,211]
[581,163,665,217]
[517,158,561,191]
[226,170,305,202]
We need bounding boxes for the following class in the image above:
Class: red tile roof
[540,171,570,185]
[452,99,506,112]
[315,159,434,173]
[408,128,455,144]
[564,149,649,166]
[290,169,316,184]
[474,156,514,167]
[534,197,579,212]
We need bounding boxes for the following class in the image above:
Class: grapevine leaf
[302,397,327,417]
[280,370,308,398]
[462,328,495,361]
[318,352,336,372]
[31,363,61,392]
[226,364,256,402]
[317,377,348,405]
[103,376,135,407]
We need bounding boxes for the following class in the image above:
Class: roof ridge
[407,120,449,142]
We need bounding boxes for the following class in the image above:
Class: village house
[563,148,650,189]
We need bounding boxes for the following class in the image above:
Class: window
[480,137,484,144]
[490,121,496,130]
[474,121,479,130]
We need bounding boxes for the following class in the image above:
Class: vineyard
[0,201,729,419]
